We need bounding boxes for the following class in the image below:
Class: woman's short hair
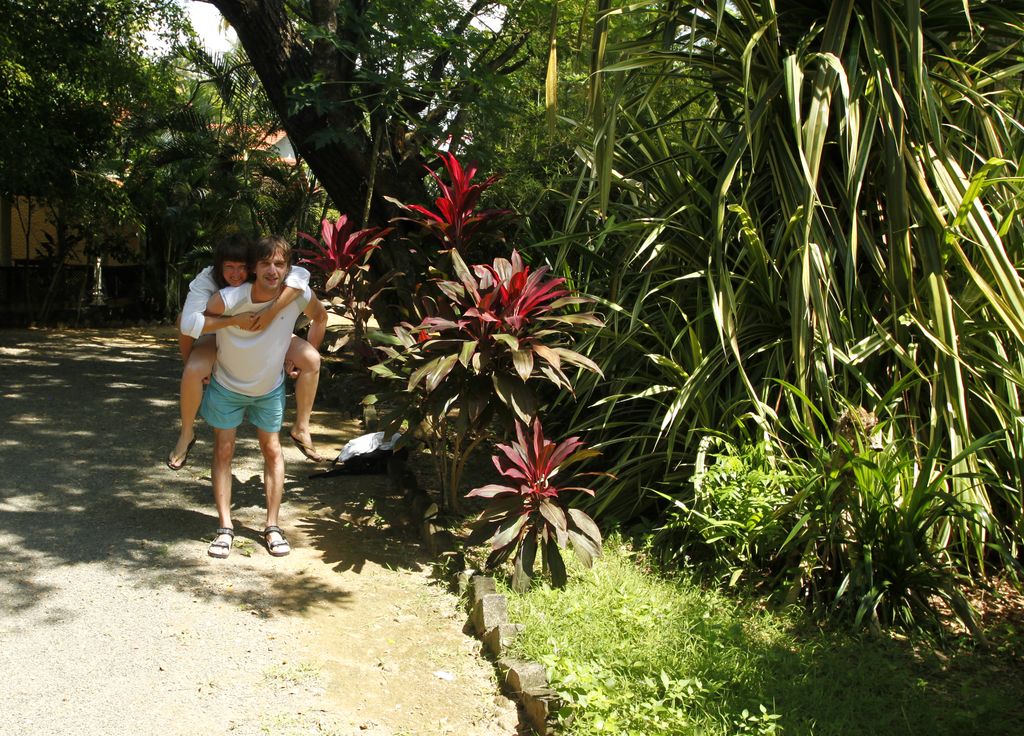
[212,233,253,288]
[253,234,292,265]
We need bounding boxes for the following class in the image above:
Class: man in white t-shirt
[167,234,322,471]
[199,235,328,559]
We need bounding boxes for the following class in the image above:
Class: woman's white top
[179,264,311,339]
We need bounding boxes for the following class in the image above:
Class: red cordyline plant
[467,417,604,591]
[415,248,604,397]
[386,151,511,253]
[371,149,604,515]
[297,215,392,349]
[373,248,603,512]
[297,215,391,290]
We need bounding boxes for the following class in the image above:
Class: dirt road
[0,327,518,736]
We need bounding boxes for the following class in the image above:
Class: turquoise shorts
[200,377,285,433]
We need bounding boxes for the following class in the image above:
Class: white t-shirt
[179,264,311,339]
[212,282,312,396]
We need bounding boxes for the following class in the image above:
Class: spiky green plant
[541,0,1024,627]
[769,397,1001,637]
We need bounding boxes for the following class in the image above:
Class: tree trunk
[37,211,69,324]
[205,0,427,224]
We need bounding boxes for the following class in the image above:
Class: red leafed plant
[387,151,511,253]
[297,215,391,291]
[297,215,392,350]
[467,417,604,591]
[372,247,602,511]
[371,149,603,516]
[415,248,604,400]
[372,247,603,512]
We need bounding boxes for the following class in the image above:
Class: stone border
[383,442,559,733]
[459,572,562,735]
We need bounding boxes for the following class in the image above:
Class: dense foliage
[0,0,182,198]
[0,3,325,321]
[204,0,558,221]
[540,0,1024,629]
[127,44,325,316]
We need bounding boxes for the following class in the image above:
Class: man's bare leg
[169,336,216,468]
[284,336,322,462]
[211,427,237,531]
[257,428,290,555]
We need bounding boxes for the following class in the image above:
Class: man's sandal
[263,526,291,557]
[207,527,235,559]
[289,433,325,464]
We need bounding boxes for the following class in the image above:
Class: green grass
[501,541,1024,736]
[262,660,323,689]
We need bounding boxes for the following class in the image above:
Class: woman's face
[221,260,248,287]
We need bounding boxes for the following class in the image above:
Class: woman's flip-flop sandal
[207,527,234,559]
[167,436,197,471]
[263,526,291,557]
[289,433,325,463]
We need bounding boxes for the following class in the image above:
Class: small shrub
[467,417,603,591]
[776,439,992,637]
[654,437,794,585]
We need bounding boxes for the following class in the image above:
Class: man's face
[221,260,248,287]
[254,249,289,291]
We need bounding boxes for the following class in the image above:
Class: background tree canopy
[203,0,550,222]
[0,0,184,199]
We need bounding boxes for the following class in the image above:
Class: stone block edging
[458,573,561,735]
[383,448,560,733]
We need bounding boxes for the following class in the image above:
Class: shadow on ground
[0,328,433,621]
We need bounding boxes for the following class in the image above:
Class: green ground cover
[501,541,1024,736]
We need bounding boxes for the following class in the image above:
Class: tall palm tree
[127,45,325,316]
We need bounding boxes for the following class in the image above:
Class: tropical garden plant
[652,435,794,587]
[372,151,604,514]
[387,151,512,256]
[467,417,603,591]
[296,214,393,352]
[374,246,603,512]
[762,386,1006,637]
[536,0,1024,632]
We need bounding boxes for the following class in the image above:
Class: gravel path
[0,327,518,736]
